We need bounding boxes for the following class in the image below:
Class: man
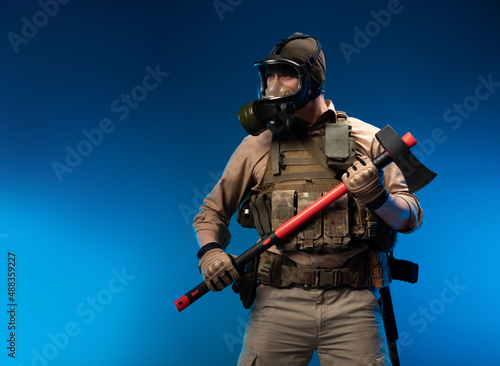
[193,33,422,365]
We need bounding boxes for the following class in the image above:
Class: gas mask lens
[258,64,300,99]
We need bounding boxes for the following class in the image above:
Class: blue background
[1,0,499,365]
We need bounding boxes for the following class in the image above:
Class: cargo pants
[237,284,391,366]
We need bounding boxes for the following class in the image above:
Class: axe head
[376,126,437,193]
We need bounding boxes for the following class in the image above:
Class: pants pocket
[237,348,258,366]
[359,288,379,309]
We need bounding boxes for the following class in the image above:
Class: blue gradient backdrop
[1,1,499,365]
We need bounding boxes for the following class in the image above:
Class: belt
[257,251,374,289]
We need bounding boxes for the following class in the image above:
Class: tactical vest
[238,112,397,251]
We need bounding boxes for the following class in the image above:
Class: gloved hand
[198,245,240,292]
[342,156,389,210]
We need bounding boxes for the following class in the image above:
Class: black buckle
[314,269,341,288]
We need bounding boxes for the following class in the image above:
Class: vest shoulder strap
[288,118,340,179]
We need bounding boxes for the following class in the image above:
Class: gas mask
[238,34,324,136]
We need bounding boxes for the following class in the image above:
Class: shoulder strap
[271,132,281,175]
[288,118,340,179]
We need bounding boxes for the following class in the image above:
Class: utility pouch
[323,193,350,249]
[270,190,297,248]
[389,257,419,284]
[368,250,391,288]
[324,121,357,171]
[325,124,350,160]
[237,191,273,235]
[349,197,377,240]
[232,256,260,309]
[250,192,272,236]
[296,191,322,249]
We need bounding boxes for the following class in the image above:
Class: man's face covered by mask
[262,64,300,98]
[238,34,325,136]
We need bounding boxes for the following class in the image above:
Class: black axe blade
[376,126,437,193]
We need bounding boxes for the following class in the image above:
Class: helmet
[239,33,326,135]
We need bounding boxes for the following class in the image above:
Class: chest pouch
[324,120,357,171]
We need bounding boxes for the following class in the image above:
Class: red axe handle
[174,132,417,312]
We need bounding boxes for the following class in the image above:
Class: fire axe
[175,125,436,311]
[175,126,437,365]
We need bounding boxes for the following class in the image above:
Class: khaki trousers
[237,284,391,366]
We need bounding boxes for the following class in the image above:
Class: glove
[198,245,240,292]
[342,156,389,210]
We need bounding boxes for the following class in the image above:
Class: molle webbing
[288,119,341,180]
[257,250,391,289]
[282,157,318,166]
[264,170,333,183]
[265,128,340,186]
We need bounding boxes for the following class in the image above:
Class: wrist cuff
[197,242,221,259]
[366,190,389,211]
